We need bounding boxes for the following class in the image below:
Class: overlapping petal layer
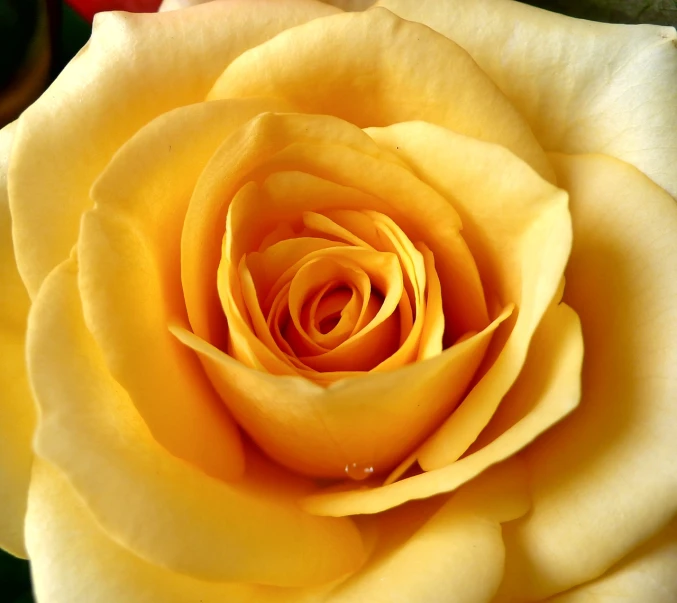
[26,456,529,603]
[9,0,339,298]
[494,153,677,601]
[173,112,507,478]
[182,113,488,348]
[220,202,443,378]
[301,297,581,516]
[545,521,677,603]
[207,7,553,182]
[81,98,298,480]
[366,122,572,472]
[377,0,677,197]
[27,258,364,587]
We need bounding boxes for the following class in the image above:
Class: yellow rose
[1,0,676,601]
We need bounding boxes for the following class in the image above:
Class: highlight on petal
[545,521,677,603]
[378,0,677,198]
[0,122,35,558]
[9,0,339,298]
[495,154,677,601]
[27,258,364,587]
[208,8,553,181]
[366,122,572,471]
[80,99,295,481]
[301,298,581,516]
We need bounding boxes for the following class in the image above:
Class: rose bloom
[1,0,676,601]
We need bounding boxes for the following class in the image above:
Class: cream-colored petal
[27,259,364,587]
[9,0,339,298]
[208,8,553,181]
[173,306,508,479]
[25,458,529,603]
[301,298,580,516]
[26,459,334,603]
[0,122,34,558]
[326,460,530,603]
[378,0,677,198]
[367,122,571,471]
[496,153,677,602]
[544,521,677,603]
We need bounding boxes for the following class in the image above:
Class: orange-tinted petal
[368,122,571,470]
[302,300,580,516]
[172,306,508,478]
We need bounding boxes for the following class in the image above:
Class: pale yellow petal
[378,0,677,198]
[496,154,677,601]
[25,458,529,603]
[208,8,553,181]
[0,122,35,557]
[367,122,571,471]
[27,259,364,586]
[26,459,334,603]
[544,522,677,603]
[9,0,338,298]
[301,298,580,516]
[326,460,530,603]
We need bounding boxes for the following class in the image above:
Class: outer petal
[545,521,677,603]
[26,459,331,603]
[366,122,571,471]
[207,8,553,181]
[496,154,677,601]
[325,460,530,603]
[26,258,364,587]
[25,459,528,603]
[9,0,339,298]
[0,122,35,558]
[79,99,294,481]
[377,0,677,198]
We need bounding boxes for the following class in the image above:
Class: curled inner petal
[218,183,443,383]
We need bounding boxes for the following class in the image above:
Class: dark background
[0,0,675,600]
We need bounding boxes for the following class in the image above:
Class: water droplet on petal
[345,462,374,481]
